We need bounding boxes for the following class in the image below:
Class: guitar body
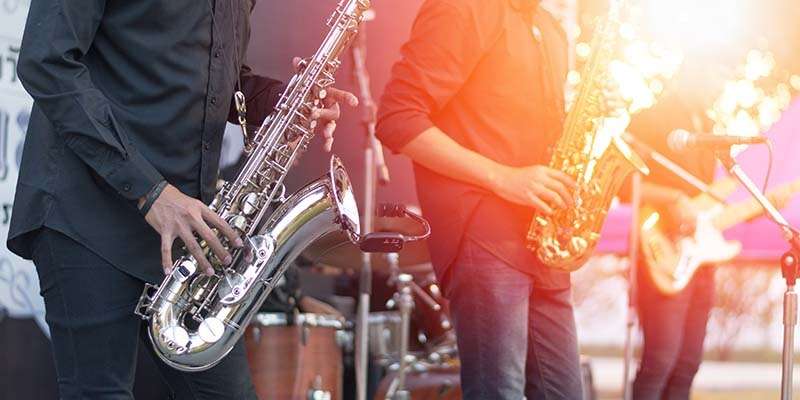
[639,206,741,295]
[639,177,800,296]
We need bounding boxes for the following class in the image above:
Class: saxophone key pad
[198,317,226,344]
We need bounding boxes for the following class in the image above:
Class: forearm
[399,126,505,192]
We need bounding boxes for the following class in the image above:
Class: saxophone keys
[174,260,196,282]
[569,236,589,255]
[535,216,549,227]
[198,317,226,344]
[160,326,190,354]
[240,193,260,216]
[228,215,248,232]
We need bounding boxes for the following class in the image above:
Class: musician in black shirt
[9,1,355,398]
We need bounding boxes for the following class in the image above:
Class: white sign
[0,0,48,335]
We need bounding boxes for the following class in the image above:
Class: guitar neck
[712,179,800,230]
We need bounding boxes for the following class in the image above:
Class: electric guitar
[640,177,800,296]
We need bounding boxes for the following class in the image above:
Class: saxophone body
[134,0,370,371]
[526,0,648,272]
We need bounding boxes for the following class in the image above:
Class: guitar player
[625,77,716,399]
[624,66,794,399]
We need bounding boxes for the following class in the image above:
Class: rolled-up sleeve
[376,0,491,153]
[17,0,163,200]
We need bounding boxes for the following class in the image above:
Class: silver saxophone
[134,0,371,372]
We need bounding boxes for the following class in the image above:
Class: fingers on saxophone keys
[202,207,243,249]
[193,220,231,267]
[180,228,214,276]
[292,56,307,72]
[547,169,577,189]
[324,87,359,107]
[529,193,554,215]
[536,185,567,210]
[323,121,337,152]
[310,105,340,122]
[546,178,575,207]
[161,235,175,275]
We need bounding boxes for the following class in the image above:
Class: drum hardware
[375,364,463,400]
[367,311,403,362]
[382,272,415,400]
[308,376,333,400]
[380,249,454,399]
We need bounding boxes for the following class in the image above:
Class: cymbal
[300,216,431,271]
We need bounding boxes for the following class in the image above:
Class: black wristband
[139,180,168,217]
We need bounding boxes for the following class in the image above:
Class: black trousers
[32,228,258,400]
[632,265,715,400]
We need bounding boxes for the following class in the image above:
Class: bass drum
[245,313,346,400]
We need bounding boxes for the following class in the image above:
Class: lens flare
[707,49,797,156]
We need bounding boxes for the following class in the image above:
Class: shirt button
[214,49,221,58]
[210,97,217,105]
[203,142,211,151]
[123,183,132,192]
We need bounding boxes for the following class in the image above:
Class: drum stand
[383,253,437,400]
[386,273,414,400]
[715,151,800,400]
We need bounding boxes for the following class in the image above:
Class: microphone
[667,129,767,152]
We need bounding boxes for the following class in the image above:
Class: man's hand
[769,187,797,210]
[602,80,629,117]
[488,165,576,214]
[668,194,699,235]
[141,184,243,276]
[292,57,358,152]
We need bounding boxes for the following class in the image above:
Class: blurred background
[1,0,799,398]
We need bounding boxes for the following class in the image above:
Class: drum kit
[244,215,460,400]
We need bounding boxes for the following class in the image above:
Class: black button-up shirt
[9,0,283,283]
[376,0,570,289]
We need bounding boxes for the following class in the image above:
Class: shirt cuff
[105,146,165,201]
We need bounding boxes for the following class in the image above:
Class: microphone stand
[622,171,642,400]
[351,9,390,400]
[715,151,800,400]
[622,133,727,204]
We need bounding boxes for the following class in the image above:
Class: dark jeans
[32,228,258,400]
[632,266,715,400]
[445,238,583,400]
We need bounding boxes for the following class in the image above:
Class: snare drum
[245,313,345,400]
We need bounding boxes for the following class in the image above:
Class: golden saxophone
[526,0,648,271]
[134,0,371,371]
